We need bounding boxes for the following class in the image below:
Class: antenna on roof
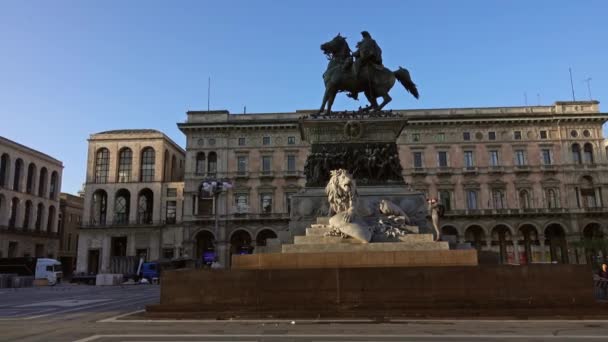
[569,68,576,101]
[537,93,541,106]
[244,106,247,114]
[583,77,593,100]
[207,77,211,111]
[524,92,528,105]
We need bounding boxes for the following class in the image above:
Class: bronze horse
[318,34,419,114]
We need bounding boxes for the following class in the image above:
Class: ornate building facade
[0,136,63,258]
[76,130,185,274]
[77,101,608,270]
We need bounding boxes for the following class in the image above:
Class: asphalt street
[2,284,608,341]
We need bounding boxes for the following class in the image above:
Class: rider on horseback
[348,31,383,100]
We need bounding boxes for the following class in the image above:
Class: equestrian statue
[318,31,419,115]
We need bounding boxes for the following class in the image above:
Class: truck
[0,257,63,285]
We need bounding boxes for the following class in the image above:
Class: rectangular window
[67,233,72,251]
[162,248,174,260]
[439,190,451,211]
[437,151,448,167]
[262,136,271,145]
[489,150,500,166]
[464,151,474,168]
[488,131,496,140]
[287,136,296,145]
[515,150,526,166]
[540,130,548,139]
[463,132,471,141]
[285,193,294,214]
[262,156,272,173]
[166,201,176,224]
[260,193,272,214]
[237,156,248,174]
[412,133,420,142]
[514,131,522,140]
[466,190,478,210]
[166,188,177,197]
[541,149,552,165]
[287,155,296,172]
[492,189,506,209]
[234,194,249,213]
[238,137,246,146]
[197,198,213,216]
[413,152,423,168]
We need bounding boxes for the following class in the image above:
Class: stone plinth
[147,265,603,319]
[232,249,475,269]
[289,186,429,237]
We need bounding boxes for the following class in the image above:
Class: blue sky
[1,0,606,194]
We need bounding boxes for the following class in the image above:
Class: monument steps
[282,240,449,253]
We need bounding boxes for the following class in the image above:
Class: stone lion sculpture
[325,169,371,242]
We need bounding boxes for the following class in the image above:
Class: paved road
[3,284,608,341]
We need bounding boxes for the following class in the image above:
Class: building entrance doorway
[88,249,100,274]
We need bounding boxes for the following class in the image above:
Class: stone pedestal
[289,186,430,237]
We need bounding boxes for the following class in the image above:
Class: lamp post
[200,178,233,267]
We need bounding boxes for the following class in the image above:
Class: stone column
[129,193,138,224]
[539,236,547,262]
[106,191,115,225]
[100,236,111,273]
[512,239,521,265]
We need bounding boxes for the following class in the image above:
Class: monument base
[147,265,604,319]
[233,249,477,269]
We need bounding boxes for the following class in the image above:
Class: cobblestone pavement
[2,284,608,341]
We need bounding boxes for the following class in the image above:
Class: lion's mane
[325,169,357,215]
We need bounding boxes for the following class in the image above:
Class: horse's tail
[394,66,419,99]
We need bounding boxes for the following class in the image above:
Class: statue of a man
[353,31,383,81]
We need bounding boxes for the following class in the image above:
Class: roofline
[88,130,185,155]
[0,136,63,167]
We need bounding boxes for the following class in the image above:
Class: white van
[35,258,63,285]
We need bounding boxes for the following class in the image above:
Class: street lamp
[199,178,233,266]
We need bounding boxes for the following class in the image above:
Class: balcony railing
[81,220,177,228]
[444,207,603,216]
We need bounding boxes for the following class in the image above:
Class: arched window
[519,190,531,209]
[117,148,132,183]
[137,188,154,224]
[9,198,19,228]
[91,190,108,226]
[38,167,47,197]
[207,152,217,176]
[35,203,44,231]
[545,224,568,263]
[256,229,278,246]
[114,189,131,224]
[0,153,9,187]
[572,144,582,164]
[546,189,558,208]
[95,148,110,183]
[23,200,32,229]
[492,189,506,209]
[13,158,23,192]
[140,147,155,182]
[171,155,177,181]
[465,225,486,250]
[195,152,205,175]
[47,205,56,232]
[230,230,253,255]
[583,143,594,164]
[49,171,58,200]
[26,163,36,194]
